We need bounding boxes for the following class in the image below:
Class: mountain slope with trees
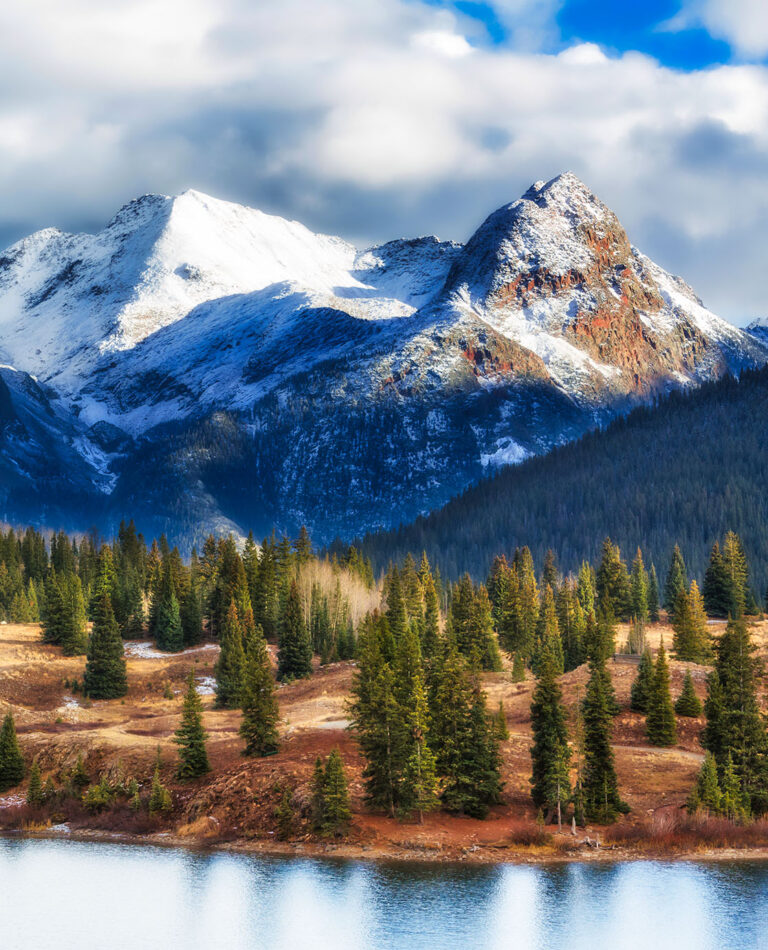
[361,366,768,594]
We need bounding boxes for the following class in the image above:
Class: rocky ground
[1,618,767,863]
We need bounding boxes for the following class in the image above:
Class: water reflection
[1,838,767,950]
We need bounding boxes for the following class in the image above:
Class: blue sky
[0,0,767,322]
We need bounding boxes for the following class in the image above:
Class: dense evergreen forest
[359,367,768,593]
[2,519,768,830]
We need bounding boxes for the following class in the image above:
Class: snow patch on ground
[481,438,531,468]
[124,640,218,659]
[196,676,216,696]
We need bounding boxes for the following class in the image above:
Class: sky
[0,0,767,324]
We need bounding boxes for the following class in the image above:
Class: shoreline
[5,825,768,868]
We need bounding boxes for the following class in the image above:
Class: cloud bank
[0,0,767,322]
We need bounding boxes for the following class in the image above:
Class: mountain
[0,174,765,545]
[359,365,768,596]
[749,318,768,346]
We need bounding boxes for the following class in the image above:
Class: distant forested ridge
[358,366,768,593]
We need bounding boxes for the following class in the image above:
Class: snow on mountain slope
[748,318,768,345]
[0,174,766,545]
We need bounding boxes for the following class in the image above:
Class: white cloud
[0,0,767,322]
[663,0,768,58]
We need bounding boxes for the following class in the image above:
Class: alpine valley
[1,172,766,546]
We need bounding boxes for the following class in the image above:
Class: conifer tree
[149,756,172,815]
[582,656,627,822]
[0,712,25,791]
[215,601,246,708]
[26,760,44,808]
[703,542,732,618]
[687,752,722,815]
[321,749,352,835]
[664,545,688,618]
[556,580,586,672]
[431,646,502,818]
[530,637,571,824]
[401,671,439,822]
[174,671,210,780]
[494,701,510,741]
[533,585,563,675]
[240,627,280,757]
[675,670,703,717]
[154,569,184,653]
[722,531,749,618]
[672,581,711,662]
[720,752,748,821]
[596,539,631,619]
[647,564,661,622]
[646,642,677,747]
[630,549,649,623]
[630,648,654,713]
[83,593,127,699]
[277,580,313,680]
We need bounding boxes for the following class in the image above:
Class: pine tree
[215,601,246,708]
[688,752,722,815]
[277,580,312,680]
[630,648,654,713]
[722,531,749,618]
[529,637,571,824]
[582,656,627,822]
[646,642,677,747]
[401,672,439,822]
[26,760,44,808]
[630,549,649,623]
[174,671,210,780]
[83,593,127,699]
[494,701,509,741]
[673,581,712,662]
[149,757,172,815]
[239,627,280,757]
[675,670,703,717]
[317,749,352,836]
[721,752,748,821]
[647,564,660,622]
[596,539,631,619]
[154,569,184,653]
[0,712,25,791]
[431,646,502,818]
[703,542,732,618]
[533,584,563,675]
[664,545,688,618]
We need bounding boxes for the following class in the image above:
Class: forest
[358,366,768,594]
[1,518,767,839]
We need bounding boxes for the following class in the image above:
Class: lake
[1,838,767,950]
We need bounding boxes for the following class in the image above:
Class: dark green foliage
[359,368,768,603]
[687,752,722,815]
[154,571,184,653]
[215,601,246,708]
[529,638,570,821]
[702,617,768,814]
[174,671,210,780]
[647,564,660,622]
[675,671,703,717]
[26,760,44,808]
[149,763,172,815]
[646,643,677,747]
[83,593,127,699]
[664,545,688,617]
[311,749,352,836]
[240,628,280,757]
[494,701,509,741]
[596,539,631,619]
[277,580,313,681]
[431,646,502,818]
[274,786,295,840]
[0,712,25,792]
[630,648,654,713]
[672,581,712,663]
[582,656,628,823]
[703,542,732,618]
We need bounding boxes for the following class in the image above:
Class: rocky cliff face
[0,174,764,546]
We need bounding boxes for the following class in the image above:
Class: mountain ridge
[0,173,765,546]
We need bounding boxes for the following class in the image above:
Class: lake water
[1,837,767,950]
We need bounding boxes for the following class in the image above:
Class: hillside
[0,175,765,546]
[360,366,768,593]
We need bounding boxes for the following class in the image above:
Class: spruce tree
[319,749,352,836]
[582,656,627,822]
[174,671,210,780]
[401,672,439,822]
[630,549,649,623]
[239,627,280,757]
[630,648,654,713]
[529,637,571,824]
[26,760,44,808]
[703,542,732,618]
[688,752,722,815]
[647,564,660,622]
[277,580,312,680]
[0,712,25,791]
[646,642,677,747]
[675,670,703,717]
[154,570,184,653]
[721,752,748,821]
[672,581,711,662]
[722,531,749,618]
[533,585,563,675]
[214,601,246,708]
[494,701,510,741]
[83,593,128,699]
[664,544,688,618]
